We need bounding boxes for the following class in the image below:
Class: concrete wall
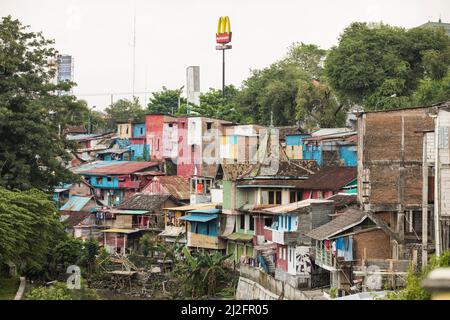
[237,265,310,300]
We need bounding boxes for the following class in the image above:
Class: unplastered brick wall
[360,108,434,207]
[353,229,391,261]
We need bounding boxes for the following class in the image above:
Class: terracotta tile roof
[155,176,190,200]
[118,193,170,212]
[293,167,357,190]
[79,161,160,175]
[307,208,366,240]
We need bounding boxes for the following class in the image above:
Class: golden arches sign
[216,16,232,44]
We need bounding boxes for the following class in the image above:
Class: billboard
[216,16,232,44]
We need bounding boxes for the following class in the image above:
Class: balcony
[187,232,226,250]
[315,246,336,271]
[267,227,300,245]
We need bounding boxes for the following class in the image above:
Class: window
[126,127,129,134]
[140,127,144,135]
[279,247,282,259]
[290,191,296,203]
[240,215,245,230]
[290,191,303,203]
[168,123,173,128]
[107,177,112,183]
[249,215,254,231]
[157,139,160,151]
[264,217,273,227]
[206,122,212,131]
[262,190,282,205]
[191,145,195,153]
[289,248,292,262]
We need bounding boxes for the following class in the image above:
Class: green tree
[104,97,145,124]
[236,61,309,126]
[325,22,450,110]
[0,187,64,277]
[147,86,186,115]
[190,85,241,122]
[413,71,450,105]
[83,237,99,274]
[0,16,85,190]
[296,79,346,131]
[139,234,153,258]
[285,42,327,79]
[387,251,450,300]
[51,236,84,271]
[176,247,232,298]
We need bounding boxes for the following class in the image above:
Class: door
[288,246,296,275]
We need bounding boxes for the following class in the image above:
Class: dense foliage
[26,280,99,300]
[325,22,450,110]
[0,187,64,276]
[105,96,145,124]
[0,16,93,190]
[147,86,186,115]
[387,251,450,300]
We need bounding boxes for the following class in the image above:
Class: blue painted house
[179,208,226,250]
[302,130,357,167]
[285,134,311,159]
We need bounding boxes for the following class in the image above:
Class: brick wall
[353,229,391,261]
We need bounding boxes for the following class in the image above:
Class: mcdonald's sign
[216,16,232,44]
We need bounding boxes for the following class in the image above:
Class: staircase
[260,251,276,274]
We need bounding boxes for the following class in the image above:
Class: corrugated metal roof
[118,194,169,212]
[66,133,107,141]
[78,161,160,175]
[109,209,150,215]
[100,228,140,234]
[188,208,221,214]
[159,226,184,237]
[142,176,190,200]
[178,213,218,222]
[60,195,93,211]
[293,167,357,190]
[306,208,366,240]
[164,203,217,211]
[224,232,253,241]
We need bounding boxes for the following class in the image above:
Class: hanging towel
[344,236,353,261]
[325,240,330,251]
[331,241,336,256]
[336,237,345,250]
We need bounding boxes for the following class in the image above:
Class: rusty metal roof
[78,161,160,175]
[293,167,357,191]
[326,193,358,210]
[118,193,170,212]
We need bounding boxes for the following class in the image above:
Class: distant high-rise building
[57,54,74,95]
[186,66,200,113]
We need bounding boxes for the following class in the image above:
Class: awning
[178,214,218,223]
[224,232,253,242]
[100,228,140,234]
[188,208,221,214]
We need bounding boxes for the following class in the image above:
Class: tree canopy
[325,22,450,110]
[147,86,186,115]
[0,187,64,276]
[0,15,88,190]
[104,96,145,124]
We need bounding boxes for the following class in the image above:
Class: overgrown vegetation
[387,251,450,300]
[26,279,100,300]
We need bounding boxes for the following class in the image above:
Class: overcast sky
[3,0,449,110]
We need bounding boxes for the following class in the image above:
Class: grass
[0,276,19,300]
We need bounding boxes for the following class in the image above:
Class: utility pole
[131,9,136,98]
[222,49,225,100]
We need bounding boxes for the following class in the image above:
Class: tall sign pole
[216,16,232,101]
